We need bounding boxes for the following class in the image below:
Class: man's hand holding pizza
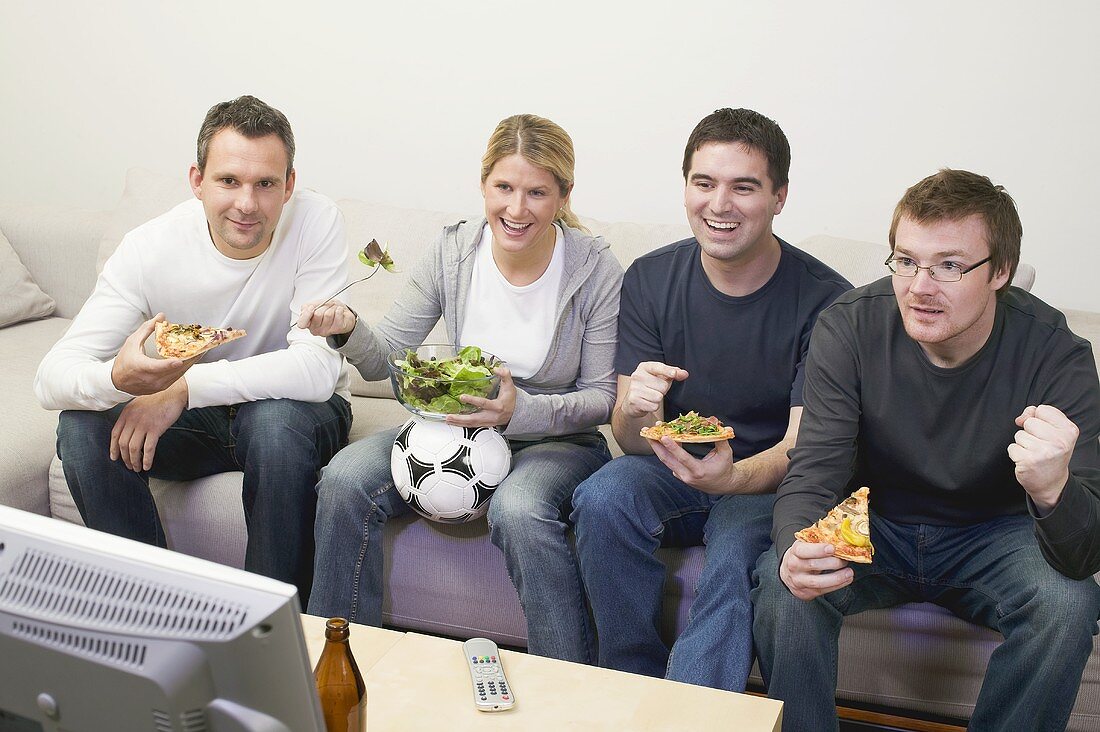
[110,377,189,472]
[779,541,855,601]
[650,436,743,495]
[1008,404,1079,514]
[111,314,195,395]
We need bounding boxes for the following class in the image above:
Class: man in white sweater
[34,95,352,602]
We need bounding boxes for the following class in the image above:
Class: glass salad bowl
[388,344,503,420]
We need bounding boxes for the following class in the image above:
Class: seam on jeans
[349,500,378,622]
[165,426,216,435]
[226,407,238,462]
[918,575,1005,621]
[349,482,396,622]
[835,565,919,613]
[648,505,710,538]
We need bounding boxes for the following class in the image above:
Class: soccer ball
[390,418,512,523]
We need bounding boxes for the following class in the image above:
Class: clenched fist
[1008,404,1079,513]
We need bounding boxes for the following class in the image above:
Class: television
[0,505,324,731]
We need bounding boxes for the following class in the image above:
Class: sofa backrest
[0,205,107,319]
[85,168,1052,398]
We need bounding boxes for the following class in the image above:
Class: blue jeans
[570,454,775,690]
[751,513,1100,732]
[308,428,611,663]
[56,395,352,604]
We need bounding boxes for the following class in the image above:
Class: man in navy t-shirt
[570,108,851,691]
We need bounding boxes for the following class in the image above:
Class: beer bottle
[314,617,367,732]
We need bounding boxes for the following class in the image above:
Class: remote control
[462,637,515,711]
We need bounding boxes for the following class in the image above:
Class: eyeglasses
[884,255,991,282]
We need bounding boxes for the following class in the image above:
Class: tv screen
[0,505,324,731]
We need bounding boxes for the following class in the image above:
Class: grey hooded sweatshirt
[335,218,623,440]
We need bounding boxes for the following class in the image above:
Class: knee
[1016,575,1100,641]
[486,487,547,534]
[237,399,317,450]
[570,459,649,526]
[57,410,111,460]
[751,551,800,622]
[316,445,392,511]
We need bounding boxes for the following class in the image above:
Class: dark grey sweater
[773,278,1100,580]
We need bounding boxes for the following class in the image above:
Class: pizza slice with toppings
[795,486,874,563]
[154,321,247,360]
[639,411,735,443]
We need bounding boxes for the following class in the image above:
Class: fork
[292,267,381,328]
[316,266,382,308]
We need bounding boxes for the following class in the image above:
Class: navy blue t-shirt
[615,237,851,458]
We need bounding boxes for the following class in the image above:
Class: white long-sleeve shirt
[34,189,351,411]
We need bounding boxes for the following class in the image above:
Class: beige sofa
[2,169,1098,729]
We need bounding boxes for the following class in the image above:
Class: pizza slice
[154,321,247,360]
[639,411,735,443]
[794,486,874,563]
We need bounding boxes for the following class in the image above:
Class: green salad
[393,345,502,414]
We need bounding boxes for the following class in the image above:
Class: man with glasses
[752,168,1100,731]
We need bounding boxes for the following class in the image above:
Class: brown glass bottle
[314,617,366,732]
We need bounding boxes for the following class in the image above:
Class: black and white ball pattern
[390,418,512,523]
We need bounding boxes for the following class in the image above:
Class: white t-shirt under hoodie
[458,223,564,379]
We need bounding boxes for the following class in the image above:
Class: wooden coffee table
[301,615,782,730]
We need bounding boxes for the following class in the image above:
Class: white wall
[2,1,1097,311]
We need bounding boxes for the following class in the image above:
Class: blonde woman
[300,114,622,663]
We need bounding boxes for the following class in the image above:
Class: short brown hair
[889,169,1022,294]
[196,95,295,178]
[682,108,790,191]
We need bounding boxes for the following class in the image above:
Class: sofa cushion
[50,457,247,568]
[96,168,194,273]
[1065,308,1100,350]
[0,206,109,319]
[0,317,73,516]
[0,228,55,328]
[581,216,693,269]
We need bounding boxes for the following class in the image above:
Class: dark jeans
[56,395,352,604]
[571,454,775,690]
[751,512,1100,732]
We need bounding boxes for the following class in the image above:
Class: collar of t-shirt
[457,223,565,379]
